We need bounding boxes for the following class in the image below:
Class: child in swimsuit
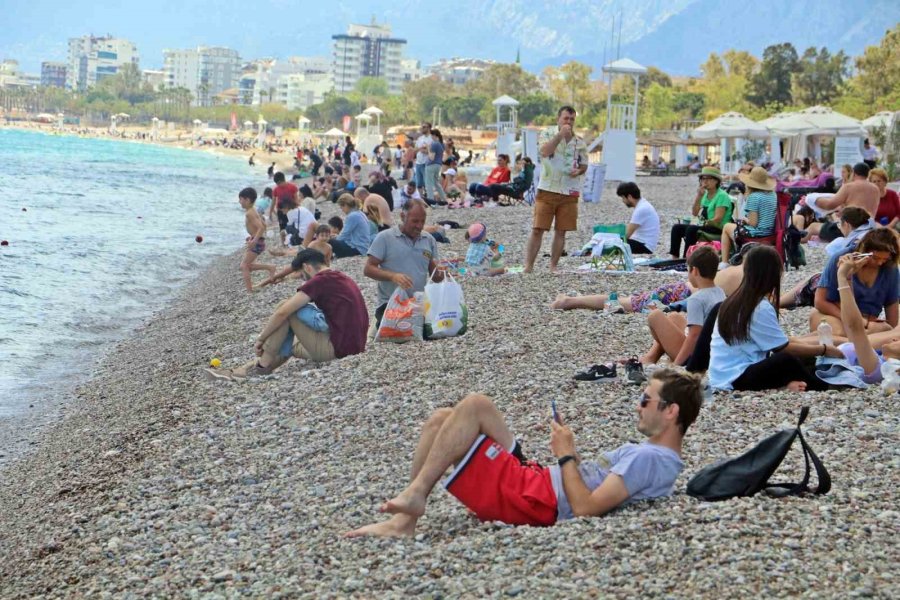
[239,187,276,292]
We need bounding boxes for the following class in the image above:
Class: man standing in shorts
[414,123,433,197]
[346,369,701,537]
[524,106,588,273]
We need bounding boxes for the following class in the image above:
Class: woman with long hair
[424,128,448,205]
[709,246,843,391]
[812,227,900,337]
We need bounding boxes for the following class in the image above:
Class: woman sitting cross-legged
[719,166,778,265]
[708,245,843,392]
[668,167,733,258]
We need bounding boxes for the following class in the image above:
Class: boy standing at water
[239,187,276,292]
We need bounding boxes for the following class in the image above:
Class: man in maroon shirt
[269,171,299,240]
[207,249,368,379]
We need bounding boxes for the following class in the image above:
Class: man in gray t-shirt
[364,199,442,326]
[346,369,702,538]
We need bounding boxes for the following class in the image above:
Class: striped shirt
[743,191,777,237]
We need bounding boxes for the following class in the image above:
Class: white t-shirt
[415,135,432,165]
[629,198,660,250]
[286,206,316,247]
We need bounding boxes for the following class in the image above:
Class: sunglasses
[639,392,669,408]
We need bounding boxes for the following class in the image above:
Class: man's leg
[550,200,578,271]
[524,228,545,273]
[524,193,555,273]
[287,317,336,363]
[550,230,567,272]
[381,393,515,517]
[232,319,291,377]
[642,310,687,364]
[550,293,608,310]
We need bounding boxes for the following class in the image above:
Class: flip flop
[204,368,234,381]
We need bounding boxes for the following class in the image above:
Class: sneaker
[574,363,617,381]
[624,357,647,385]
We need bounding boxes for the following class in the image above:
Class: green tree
[516,92,557,125]
[792,47,849,106]
[303,93,356,128]
[438,95,489,127]
[640,82,677,130]
[639,66,672,94]
[465,63,540,98]
[850,23,900,108]
[748,43,800,107]
[722,50,758,79]
[672,92,706,120]
[700,53,726,80]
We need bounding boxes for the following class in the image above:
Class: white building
[251,56,330,105]
[427,58,496,86]
[67,35,139,91]
[332,21,406,95]
[163,46,241,107]
[0,60,40,89]
[141,69,166,91]
[277,72,333,110]
[401,59,423,84]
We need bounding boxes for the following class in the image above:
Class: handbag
[687,407,830,501]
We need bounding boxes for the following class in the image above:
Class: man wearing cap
[345,368,701,538]
[668,167,734,258]
[207,249,368,379]
[364,199,443,330]
[524,106,589,273]
[719,166,778,261]
[815,163,880,242]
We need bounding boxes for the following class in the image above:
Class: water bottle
[605,292,622,314]
[642,293,662,313]
[817,322,833,346]
[880,359,900,393]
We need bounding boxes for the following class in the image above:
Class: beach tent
[323,128,345,137]
[863,111,897,133]
[691,112,769,140]
[692,112,768,174]
[766,106,866,164]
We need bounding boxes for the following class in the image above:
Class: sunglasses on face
[639,392,668,408]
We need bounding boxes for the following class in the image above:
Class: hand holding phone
[551,400,561,423]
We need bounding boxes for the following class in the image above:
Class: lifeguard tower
[599,58,647,182]
[356,105,385,157]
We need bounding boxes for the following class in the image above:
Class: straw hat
[698,166,722,182]
[739,166,776,191]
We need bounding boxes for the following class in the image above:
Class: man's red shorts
[442,435,557,526]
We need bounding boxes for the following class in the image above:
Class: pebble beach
[0,175,898,598]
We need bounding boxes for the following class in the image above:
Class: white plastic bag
[375,287,424,343]
[424,273,468,339]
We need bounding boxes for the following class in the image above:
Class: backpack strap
[765,407,830,497]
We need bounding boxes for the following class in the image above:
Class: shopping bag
[375,287,424,343]
[423,273,468,339]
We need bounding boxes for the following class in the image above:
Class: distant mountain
[525,0,900,75]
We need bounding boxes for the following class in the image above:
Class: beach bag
[375,287,423,343]
[423,273,468,339]
[686,240,721,259]
[687,407,830,502]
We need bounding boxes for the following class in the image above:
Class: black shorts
[819,221,843,242]
[277,211,288,231]
[796,273,821,308]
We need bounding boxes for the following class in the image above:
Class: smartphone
[854,252,873,258]
[551,400,560,423]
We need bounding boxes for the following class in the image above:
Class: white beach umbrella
[363,106,383,116]
[692,112,768,140]
[323,128,345,137]
[862,111,897,132]
[767,105,866,137]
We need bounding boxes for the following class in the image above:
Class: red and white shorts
[442,435,557,526]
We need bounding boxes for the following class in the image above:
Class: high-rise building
[401,59,423,84]
[41,62,68,88]
[332,21,406,95]
[67,35,139,91]
[163,46,241,107]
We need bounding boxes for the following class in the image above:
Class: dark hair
[687,245,719,279]
[291,249,326,271]
[557,105,576,116]
[299,184,313,198]
[853,162,870,178]
[523,156,533,165]
[263,187,273,198]
[239,187,257,202]
[840,206,871,229]
[616,181,641,199]
[430,128,443,143]
[327,216,344,231]
[718,245,783,344]
[857,228,900,265]
[353,165,361,171]
[651,368,702,435]
[315,224,332,236]
[498,153,510,163]
[273,172,285,184]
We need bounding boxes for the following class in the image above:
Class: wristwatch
[557,455,576,467]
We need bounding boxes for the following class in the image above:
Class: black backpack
[687,407,830,501]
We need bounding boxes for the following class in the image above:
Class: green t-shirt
[701,188,733,228]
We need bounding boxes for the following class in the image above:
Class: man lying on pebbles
[206,249,368,379]
[346,369,701,538]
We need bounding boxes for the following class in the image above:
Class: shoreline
[1,177,897,596]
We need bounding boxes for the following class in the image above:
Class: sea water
[0,129,261,419]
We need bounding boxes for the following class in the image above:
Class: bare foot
[379,489,426,517]
[639,353,658,366]
[786,381,807,392]
[344,514,417,538]
[550,293,570,310]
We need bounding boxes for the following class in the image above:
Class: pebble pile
[1,176,897,598]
